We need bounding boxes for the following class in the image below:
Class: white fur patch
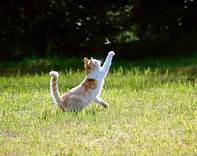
[49,71,59,78]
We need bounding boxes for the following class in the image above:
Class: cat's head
[84,57,101,74]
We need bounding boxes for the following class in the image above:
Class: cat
[49,51,115,111]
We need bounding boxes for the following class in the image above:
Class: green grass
[0,56,197,155]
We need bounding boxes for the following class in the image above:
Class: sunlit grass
[0,58,197,155]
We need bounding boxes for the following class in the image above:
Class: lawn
[0,56,197,155]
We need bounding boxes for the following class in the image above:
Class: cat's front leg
[101,51,115,77]
[94,97,109,109]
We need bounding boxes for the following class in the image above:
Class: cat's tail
[49,71,65,110]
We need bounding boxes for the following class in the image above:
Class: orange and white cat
[49,51,115,111]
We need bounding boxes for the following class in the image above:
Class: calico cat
[49,51,115,111]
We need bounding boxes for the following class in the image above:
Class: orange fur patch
[62,92,70,106]
[72,98,82,104]
[82,79,97,91]
[85,64,93,74]
[84,57,94,74]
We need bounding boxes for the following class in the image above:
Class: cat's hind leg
[94,97,109,109]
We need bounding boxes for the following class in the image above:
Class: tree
[0,0,196,59]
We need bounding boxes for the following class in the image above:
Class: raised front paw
[108,51,115,56]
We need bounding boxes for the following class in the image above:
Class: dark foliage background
[0,0,197,60]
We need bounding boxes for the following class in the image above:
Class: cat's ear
[90,57,93,63]
[84,57,89,65]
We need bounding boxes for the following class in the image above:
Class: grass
[0,55,197,155]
